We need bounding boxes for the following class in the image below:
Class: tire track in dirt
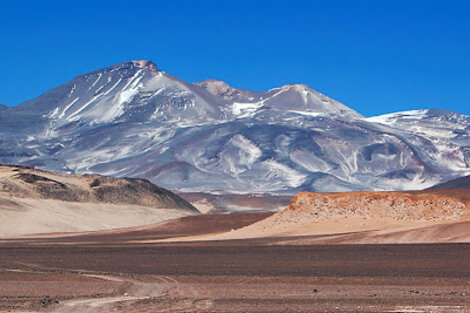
[15,262,212,312]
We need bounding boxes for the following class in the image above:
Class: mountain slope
[0,60,469,194]
[0,164,198,237]
[428,175,470,190]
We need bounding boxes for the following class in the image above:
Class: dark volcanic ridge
[0,164,196,211]
[428,174,470,190]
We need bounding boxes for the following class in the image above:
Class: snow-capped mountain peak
[131,59,158,70]
[261,83,363,118]
[1,60,469,194]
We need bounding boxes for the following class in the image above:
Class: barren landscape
[0,165,198,237]
[2,167,470,312]
[3,2,470,312]
[3,239,470,312]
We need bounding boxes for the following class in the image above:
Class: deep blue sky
[1,0,469,116]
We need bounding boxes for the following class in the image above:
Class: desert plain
[2,166,470,312]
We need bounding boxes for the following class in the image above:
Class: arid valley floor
[2,214,470,313]
[2,166,470,312]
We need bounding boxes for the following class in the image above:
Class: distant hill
[0,164,198,237]
[428,175,470,190]
[210,190,470,243]
[0,104,8,111]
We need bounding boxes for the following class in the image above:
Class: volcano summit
[1,60,469,193]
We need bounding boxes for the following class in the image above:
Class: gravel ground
[2,243,470,312]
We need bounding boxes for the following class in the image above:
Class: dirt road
[2,243,470,312]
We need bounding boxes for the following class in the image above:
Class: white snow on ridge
[366,109,470,140]
[68,93,104,120]
[49,107,60,118]
[230,134,262,164]
[288,110,325,117]
[67,77,127,122]
[59,97,79,118]
[102,78,122,96]
[261,159,307,188]
[119,88,139,106]
[232,101,264,116]
[118,71,144,108]
[366,110,430,125]
[230,88,287,117]
[68,84,76,97]
[121,70,143,91]
[91,73,102,88]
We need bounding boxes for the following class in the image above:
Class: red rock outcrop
[287,191,466,222]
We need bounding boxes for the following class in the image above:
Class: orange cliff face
[288,191,467,222]
[212,190,470,240]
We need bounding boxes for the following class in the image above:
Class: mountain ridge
[428,174,470,190]
[0,60,469,194]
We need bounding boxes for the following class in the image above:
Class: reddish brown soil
[0,271,127,312]
[289,191,467,220]
[290,189,470,208]
[3,190,470,312]
[1,212,273,246]
[2,243,470,312]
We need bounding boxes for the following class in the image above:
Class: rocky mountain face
[428,175,470,190]
[0,164,197,212]
[1,60,469,194]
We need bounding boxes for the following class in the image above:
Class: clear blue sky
[1,0,469,116]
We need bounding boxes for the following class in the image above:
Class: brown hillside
[0,165,198,237]
[0,164,197,211]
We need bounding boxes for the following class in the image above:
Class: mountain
[0,104,7,111]
[0,164,198,237]
[428,175,470,190]
[0,60,469,194]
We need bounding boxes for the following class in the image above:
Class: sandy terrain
[4,188,470,246]
[272,220,470,245]
[0,212,273,245]
[0,197,192,238]
[174,190,470,244]
[177,192,291,213]
[0,165,198,237]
